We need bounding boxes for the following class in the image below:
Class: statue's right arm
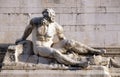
[21,20,34,40]
[15,20,34,44]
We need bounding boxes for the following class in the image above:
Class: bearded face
[42,8,56,23]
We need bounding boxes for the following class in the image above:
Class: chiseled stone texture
[0,0,120,47]
[0,69,111,77]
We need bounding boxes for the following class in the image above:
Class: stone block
[80,0,97,7]
[64,30,110,47]
[94,24,106,31]
[63,0,77,7]
[76,14,82,25]
[95,14,118,24]
[20,0,42,8]
[0,7,42,14]
[94,31,106,46]
[77,14,96,25]
[100,0,120,7]
[117,14,120,24]
[104,31,118,46]
[0,67,111,77]
[117,32,120,45]
[77,7,106,14]
[94,30,118,47]
[20,8,43,13]
[0,32,5,43]
[18,54,30,62]
[63,26,71,31]
[95,6,106,13]
[100,0,111,7]
[2,45,16,64]
[106,7,120,13]
[55,13,60,23]
[0,25,9,32]
[76,7,84,14]
[106,25,120,31]
[43,0,77,8]
[59,14,76,25]
[0,7,18,13]
[0,0,42,8]
[64,31,96,45]
[0,14,28,26]
[8,26,25,32]
[29,14,42,19]
[54,7,77,14]
[76,0,82,7]
[0,0,20,7]
[0,31,23,43]
[0,14,10,25]
[8,14,28,25]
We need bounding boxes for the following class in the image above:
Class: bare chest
[37,24,55,36]
[35,23,56,42]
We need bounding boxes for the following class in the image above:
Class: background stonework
[0,0,120,47]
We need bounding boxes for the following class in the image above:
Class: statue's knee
[64,39,76,49]
[21,40,33,50]
[17,40,34,55]
[22,40,33,46]
[52,49,61,57]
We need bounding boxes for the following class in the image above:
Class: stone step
[110,68,120,77]
[0,67,119,77]
[0,70,111,77]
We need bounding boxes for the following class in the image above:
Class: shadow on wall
[0,44,14,70]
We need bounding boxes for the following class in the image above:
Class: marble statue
[13,8,120,69]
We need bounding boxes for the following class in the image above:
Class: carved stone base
[1,45,120,77]
[1,45,112,77]
[0,69,111,77]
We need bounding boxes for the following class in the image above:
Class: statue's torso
[35,23,56,47]
[31,17,57,47]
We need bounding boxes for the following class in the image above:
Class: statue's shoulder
[30,17,42,26]
[54,22,63,30]
[54,22,61,28]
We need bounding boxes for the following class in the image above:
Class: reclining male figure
[16,8,106,68]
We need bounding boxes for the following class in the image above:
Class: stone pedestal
[1,45,112,77]
[0,69,111,77]
[1,45,120,77]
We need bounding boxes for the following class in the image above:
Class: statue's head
[42,8,56,22]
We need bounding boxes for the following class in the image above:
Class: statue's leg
[18,40,34,55]
[80,44,106,55]
[35,46,89,68]
[110,58,120,68]
[15,40,34,62]
[64,39,105,55]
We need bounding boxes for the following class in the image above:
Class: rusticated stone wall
[0,0,120,47]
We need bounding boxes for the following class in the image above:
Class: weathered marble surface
[0,69,111,77]
[0,45,120,77]
[0,45,111,77]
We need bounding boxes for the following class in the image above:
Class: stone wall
[0,0,120,47]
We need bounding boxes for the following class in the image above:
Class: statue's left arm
[55,22,66,41]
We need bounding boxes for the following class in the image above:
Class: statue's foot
[110,58,120,68]
[101,49,106,54]
[95,49,106,55]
